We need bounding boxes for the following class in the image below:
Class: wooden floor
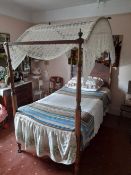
[0,114,131,175]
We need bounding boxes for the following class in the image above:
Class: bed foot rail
[17,143,22,153]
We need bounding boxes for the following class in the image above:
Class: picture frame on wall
[113,35,123,67]
[0,33,10,67]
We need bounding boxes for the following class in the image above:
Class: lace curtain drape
[5,17,115,77]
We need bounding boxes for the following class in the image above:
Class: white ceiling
[0,0,130,23]
[0,0,105,12]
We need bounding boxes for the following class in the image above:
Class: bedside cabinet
[120,80,131,143]
[120,104,131,117]
[120,104,131,143]
[0,81,33,118]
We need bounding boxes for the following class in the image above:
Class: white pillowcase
[65,76,104,91]
[84,76,104,90]
[65,77,84,87]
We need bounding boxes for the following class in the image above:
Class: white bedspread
[15,88,109,164]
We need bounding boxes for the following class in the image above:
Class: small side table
[120,104,131,117]
[120,104,131,143]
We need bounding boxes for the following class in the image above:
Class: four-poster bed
[4,17,115,175]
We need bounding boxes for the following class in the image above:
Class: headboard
[90,57,111,88]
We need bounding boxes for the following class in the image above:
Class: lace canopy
[7,17,115,78]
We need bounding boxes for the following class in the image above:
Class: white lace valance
[5,17,115,72]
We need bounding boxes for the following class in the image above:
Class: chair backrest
[128,80,131,94]
[49,76,64,93]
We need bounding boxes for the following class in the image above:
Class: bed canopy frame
[4,17,115,175]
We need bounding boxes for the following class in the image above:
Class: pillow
[65,76,104,91]
[65,77,84,87]
[84,76,104,91]
[65,79,77,87]
[66,86,98,92]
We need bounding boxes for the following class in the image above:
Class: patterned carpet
[0,115,131,175]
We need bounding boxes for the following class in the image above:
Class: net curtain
[83,18,115,80]
[6,17,115,77]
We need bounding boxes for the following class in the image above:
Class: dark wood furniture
[0,81,33,118]
[120,104,131,143]
[120,80,131,117]
[120,80,131,143]
[120,104,131,117]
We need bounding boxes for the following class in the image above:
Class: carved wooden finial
[107,16,112,19]
[78,28,83,39]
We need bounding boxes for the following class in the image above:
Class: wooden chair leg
[17,143,22,153]
[74,160,80,175]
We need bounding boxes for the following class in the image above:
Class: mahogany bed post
[5,42,22,152]
[6,36,84,166]
[74,29,83,175]
[4,42,17,117]
[108,52,112,89]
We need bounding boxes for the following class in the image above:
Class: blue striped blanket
[57,86,110,111]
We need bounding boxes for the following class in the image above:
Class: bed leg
[17,143,22,153]
[74,149,81,175]
[74,159,80,175]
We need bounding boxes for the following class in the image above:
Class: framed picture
[68,47,83,78]
[113,35,123,67]
[0,33,10,67]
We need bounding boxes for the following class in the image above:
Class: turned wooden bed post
[4,42,17,117]
[7,36,84,171]
[74,29,83,175]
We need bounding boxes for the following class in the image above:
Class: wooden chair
[49,76,64,94]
